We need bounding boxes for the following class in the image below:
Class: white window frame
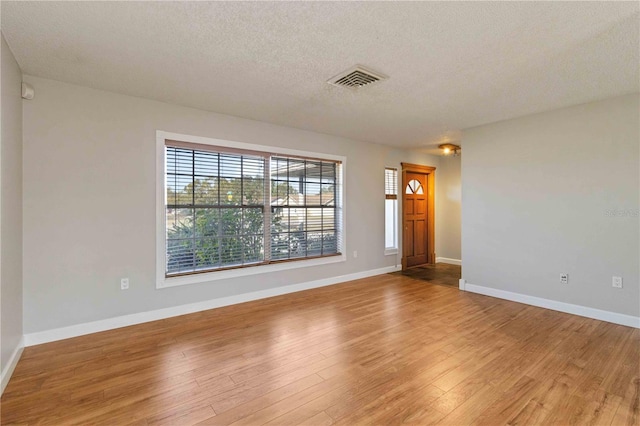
[156,131,347,289]
[384,167,398,255]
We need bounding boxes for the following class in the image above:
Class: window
[270,157,339,261]
[165,147,267,274]
[385,168,398,254]
[158,133,344,287]
[406,179,424,194]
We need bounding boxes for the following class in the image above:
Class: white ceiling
[1,1,638,149]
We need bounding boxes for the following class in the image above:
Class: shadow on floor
[392,263,461,288]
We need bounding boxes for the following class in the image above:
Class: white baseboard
[1,336,24,395]
[462,281,640,329]
[436,257,461,266]
[24,265,402,347]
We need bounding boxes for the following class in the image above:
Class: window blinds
[385,168,398,200]
[164,143,342,276]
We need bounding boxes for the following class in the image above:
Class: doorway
[401,163,435,270]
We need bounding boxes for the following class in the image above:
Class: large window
[163,139,343,279]
[385,167,398,253]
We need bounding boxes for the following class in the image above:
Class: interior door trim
[401,162,436,270]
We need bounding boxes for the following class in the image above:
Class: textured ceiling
[2,1,638,149]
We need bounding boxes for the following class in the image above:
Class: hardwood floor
[2,273,638,425]
[394,263,461,288]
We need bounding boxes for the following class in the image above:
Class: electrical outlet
[353,250,358,258]
[612,276,623,289]
[121,278,129,290]
[560,274,568,284]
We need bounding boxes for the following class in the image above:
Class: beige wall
[435,154,461,260]
[21,75,443,334]
[462,94,639,316]
[1,34,24,377]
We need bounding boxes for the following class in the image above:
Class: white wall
[462,94,639,317]
[435,154,461,260]
[1,34,24,384]
[22,76,442,334]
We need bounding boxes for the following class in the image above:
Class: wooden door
[403,172,428,267]
[402,163,435,270]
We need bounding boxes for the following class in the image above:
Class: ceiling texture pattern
[2,1,638,149]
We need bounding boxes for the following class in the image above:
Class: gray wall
[462,94,639,316]
[22,76,443,334]
[1,34,23,373]
[435,154,461,260]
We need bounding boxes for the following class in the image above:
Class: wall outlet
[612,276,623,289]
[560,273,568,284]
[120,278,129,290]
[353,250,358,258]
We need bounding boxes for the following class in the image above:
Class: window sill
[384,248,398,256]
[158,254,347,289]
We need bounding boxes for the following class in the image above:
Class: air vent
[328,65,388,89]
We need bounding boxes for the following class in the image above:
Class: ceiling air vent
[328,65,388,89]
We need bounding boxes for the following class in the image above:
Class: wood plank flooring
[393,263,461,288]
[2,272,638,425]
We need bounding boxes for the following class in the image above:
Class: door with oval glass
[402,163,435,269]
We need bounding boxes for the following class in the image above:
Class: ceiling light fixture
[439,143,461,156]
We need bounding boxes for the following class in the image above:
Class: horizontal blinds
[164,141,342,276]
[385,168,397,200]
[270,156,342,260]
[165,146,267,275]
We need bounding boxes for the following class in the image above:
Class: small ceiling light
[439,143,461,156]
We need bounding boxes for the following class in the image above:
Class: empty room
[1,1,638,425]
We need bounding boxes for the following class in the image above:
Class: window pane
[166,208,194,239]
[194,151,218,177]
[271,157,289,180]
[304,182,321,204]
[385,199,397,249]
[169,175,193,206]
[307,232,323,256]
[243,235,264,263]
[167,238,194,274]
[271,232,290,260]
[288,158,305,179]
[321,208,335,230]
[385,168,397,196]
[271,181,287,205]
[220,237,243,266]
[195,238,220,270]
[306,208,322,232]
[243,177,264,205]
[220,154,242,178]
[168,148,193,176]
[321,162,336,182]
[220,178,242,206]
[323,231,337,254]
[195,208,220,238]
[289,231,307,259]
[193,178,218,205]
[271,207,290,233]
[242,208,264,235]
[288,208,306,233]
[221,209,242,236]
[321,184,335,206]
[306,161,322,181]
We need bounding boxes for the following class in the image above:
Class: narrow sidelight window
[385,168,398,252]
